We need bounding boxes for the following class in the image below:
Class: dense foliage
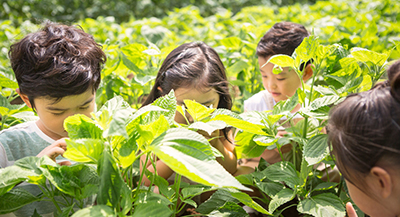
[1,0,316,24]
[0,0,399,216]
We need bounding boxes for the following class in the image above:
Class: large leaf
[0,188,41,214]
[133,191,173,217]
[210,114,266,135]
[208,202,248,217]
[297,193,345,217]
[295,35,319,64]
[149,128,251,191]
[228,189,272,215]
[188,120,227,135]
[268,54,295,68]
[351,47,389,66]
[72,205,116,217]
[184,99,215,122]
[303,134,329,165]
[196,189,239,214]
[268,188,295,213]
[137,115,170,146]
[235,131,266,159]
[41,164,99,200]
[64,139,104,163]
[0,162,42,196]
[97,152,132,213]
[64,114,103,139]
[263,161,300,189]
[143,90,176,125]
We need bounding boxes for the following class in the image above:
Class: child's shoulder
[0,121,37,137]
[244,90,274,112]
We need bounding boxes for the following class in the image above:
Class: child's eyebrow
[46,97,94,111]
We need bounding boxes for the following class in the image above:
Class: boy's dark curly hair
[9,21,106,108]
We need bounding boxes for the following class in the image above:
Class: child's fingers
[58,161,72,166]
[346,202,358,217]
[48,146,67,161]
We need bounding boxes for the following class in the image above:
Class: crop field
[0,0,399,216]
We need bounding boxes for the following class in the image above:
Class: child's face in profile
[33,89,96,140]
[258,56,302,102]
[174,87,220,124]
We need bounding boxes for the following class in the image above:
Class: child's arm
[37,138,71,166]
[140,154,174,186]
[201,129,237,175]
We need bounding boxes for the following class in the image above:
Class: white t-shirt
[244,90,276,112]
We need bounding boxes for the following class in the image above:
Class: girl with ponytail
[328,60,400,217]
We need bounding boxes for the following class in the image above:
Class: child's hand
[37,138,71,166]
[346,202,358,217]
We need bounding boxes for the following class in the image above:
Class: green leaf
[313,182,339,192]
[308,95,340,111]
[304,134,329,165]
[64,114,103,139]
[226,60,249,74]
[268,188,295,213]
[0,165,39,196]
[255,182,284,198]
[64,139,104,163]
[0,74,18,89]
[253,135,279,147]
[144,170,174,199]
[210,114,266,135]
[149,128,251,191]
[41,164,99,200]
[97,152,132,211]
[221,36,242,49]
[268,54,295,68]
[188,120,227,135]
[0,188,41,214]
[132,202,173,217]
[235,131,266,159]
[263,161,300,189]
[228,189,272,215]
[297,193,345,217]
[351,48,389,66]
[181,185,216,199]
[143,90,176,125]
[209,202,248,217]
[272,90,299,115]
[71,205,116,217]
[137,114,170,146]
[184,99,215,122]
[294,35,319,64]
[196,189,239,214]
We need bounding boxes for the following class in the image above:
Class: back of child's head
[328,60,400,186]
[143,41,232,110]
[256,22,309,58]
[9,21,106,108]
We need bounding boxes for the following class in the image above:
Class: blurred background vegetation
[0,0,317,24]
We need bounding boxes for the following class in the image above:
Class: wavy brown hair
[9,21,106,108]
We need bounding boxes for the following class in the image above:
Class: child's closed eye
[52,112,65,116]
[79,106,90,110]
[277,78,286,81]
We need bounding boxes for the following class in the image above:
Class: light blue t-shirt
[0,121,64,217]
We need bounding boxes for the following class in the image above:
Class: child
[243,22,313,165]
[141,41,251,187]
[0,22,106,216]
[328,60,400,217]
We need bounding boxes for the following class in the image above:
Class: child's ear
[302,64,314,82]
[369,166,392,199]
[16,88,32,108]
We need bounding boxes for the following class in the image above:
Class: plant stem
[173,173,182,216]
[135,154,150,199]
[336,177,344,197]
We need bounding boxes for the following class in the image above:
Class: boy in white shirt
[243,22,313,165]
